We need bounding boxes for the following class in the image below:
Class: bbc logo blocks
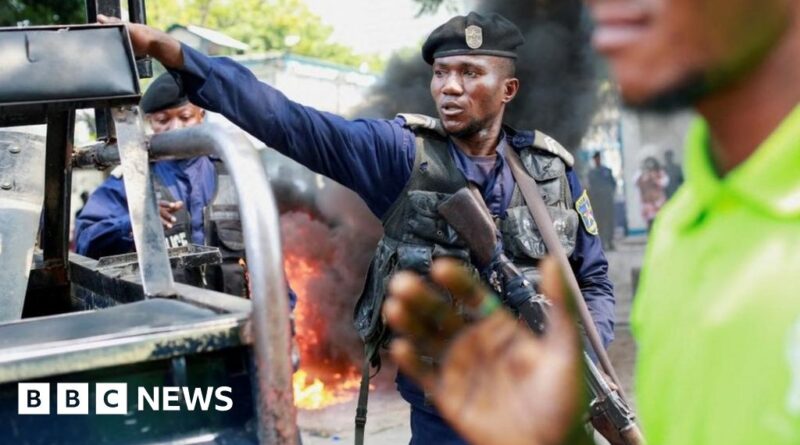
[18,383,232,414]
[19,383,128,415]
[18,383,50,415]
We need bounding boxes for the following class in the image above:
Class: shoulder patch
[575,190,598,236]
[533,130,574,167]
[397,113,446,137]
[109,166,123,178]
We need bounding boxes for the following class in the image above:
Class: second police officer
[76,73,251,298]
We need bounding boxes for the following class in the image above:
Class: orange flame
[292,370,362,410]
[285,250,362,410]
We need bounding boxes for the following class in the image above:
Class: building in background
[234,52,377,117]
[619,110,693,234]
[579,81,693,236]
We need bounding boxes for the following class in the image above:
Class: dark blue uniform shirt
[175,44,614,345]
[74,154,298,309]
[174,48,614,436]
[75,157,216,259]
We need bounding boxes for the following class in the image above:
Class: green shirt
[633,105,800,444]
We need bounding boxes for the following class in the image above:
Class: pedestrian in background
[635,156,668,231]
[663,149,683,199]
[587,151,617,250]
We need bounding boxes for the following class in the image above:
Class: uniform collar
[681,104,800,227]
[504,125,534,149]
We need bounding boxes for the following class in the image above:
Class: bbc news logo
[18,383,233,415]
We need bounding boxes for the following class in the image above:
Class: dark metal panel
[85,0,121,22]
[0,25,140,107]
[41,110,75,270]
[0,132,46,321]
[0,348,257,444]
[127,0,153,78]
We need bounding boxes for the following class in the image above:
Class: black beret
[422,12,525,65]
[140,72,189,114]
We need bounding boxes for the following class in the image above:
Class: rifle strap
[354,343,376,445]
[504,147,626,397]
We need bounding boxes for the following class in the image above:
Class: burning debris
[280,180,382,410]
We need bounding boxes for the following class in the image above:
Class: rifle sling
[504,147,627,399]
[354,343,377,445]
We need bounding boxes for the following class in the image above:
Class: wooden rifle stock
[438,187,645,445]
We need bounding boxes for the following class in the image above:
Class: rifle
[437,187,645,445]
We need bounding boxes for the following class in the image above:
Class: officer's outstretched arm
[97,15,184,69]
[384,258,587,445]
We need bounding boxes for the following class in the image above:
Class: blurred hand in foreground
[383,258,582,445]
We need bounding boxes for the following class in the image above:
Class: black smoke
[358,0,599,152]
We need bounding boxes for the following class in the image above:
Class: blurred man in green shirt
[384,0,800,443]
[593,0,800,442]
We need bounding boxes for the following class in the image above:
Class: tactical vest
[353,114,579,366]
[203,160,248,297]
[151,161,247,297]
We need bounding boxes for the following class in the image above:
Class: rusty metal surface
[0,311,247,384]
[150,125,298,445]
[0,131,46,322]
[65,123,297,443]
[112,106,176,297]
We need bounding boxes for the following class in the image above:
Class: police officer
[104,12,616,443]
[587,152,617,250]
[74,73,249,297]
[384,0,800,444]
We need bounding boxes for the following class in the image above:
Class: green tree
[148,0,383,71]
[0,0,85,26]
[412,0,457,15]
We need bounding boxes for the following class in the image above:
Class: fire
[292,369,362,410]
[283,221,364,411]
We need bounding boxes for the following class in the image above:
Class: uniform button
[512,135,527,147]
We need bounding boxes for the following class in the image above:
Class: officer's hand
[384,258,582,445]
[97,15,184,68]
[158,200,184,229]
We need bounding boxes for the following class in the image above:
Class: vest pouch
[501,205,579,260]
[214,219,245,254]
[520,149,566,181]
[431,244,470,263]
[533,177,568,207]
[353,240,397,350]
[396,244,433,275]
[405,190,464,247]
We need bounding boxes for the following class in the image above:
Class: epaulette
[532,130,574,167]
[109,166,123,178]
[397,113,446,137]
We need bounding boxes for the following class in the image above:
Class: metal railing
[75,123,298,444]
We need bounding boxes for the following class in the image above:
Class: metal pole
[150,125,297,444]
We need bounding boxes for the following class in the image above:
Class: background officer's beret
[140,72,189,114]
[421,12,525,65]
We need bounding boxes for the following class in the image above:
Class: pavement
[299,235,649,445]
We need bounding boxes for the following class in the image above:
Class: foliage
[0,0,85,26]
[412,0,452,16]
[148,0,383,71]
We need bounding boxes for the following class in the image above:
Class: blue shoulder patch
[575,190,599,236]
